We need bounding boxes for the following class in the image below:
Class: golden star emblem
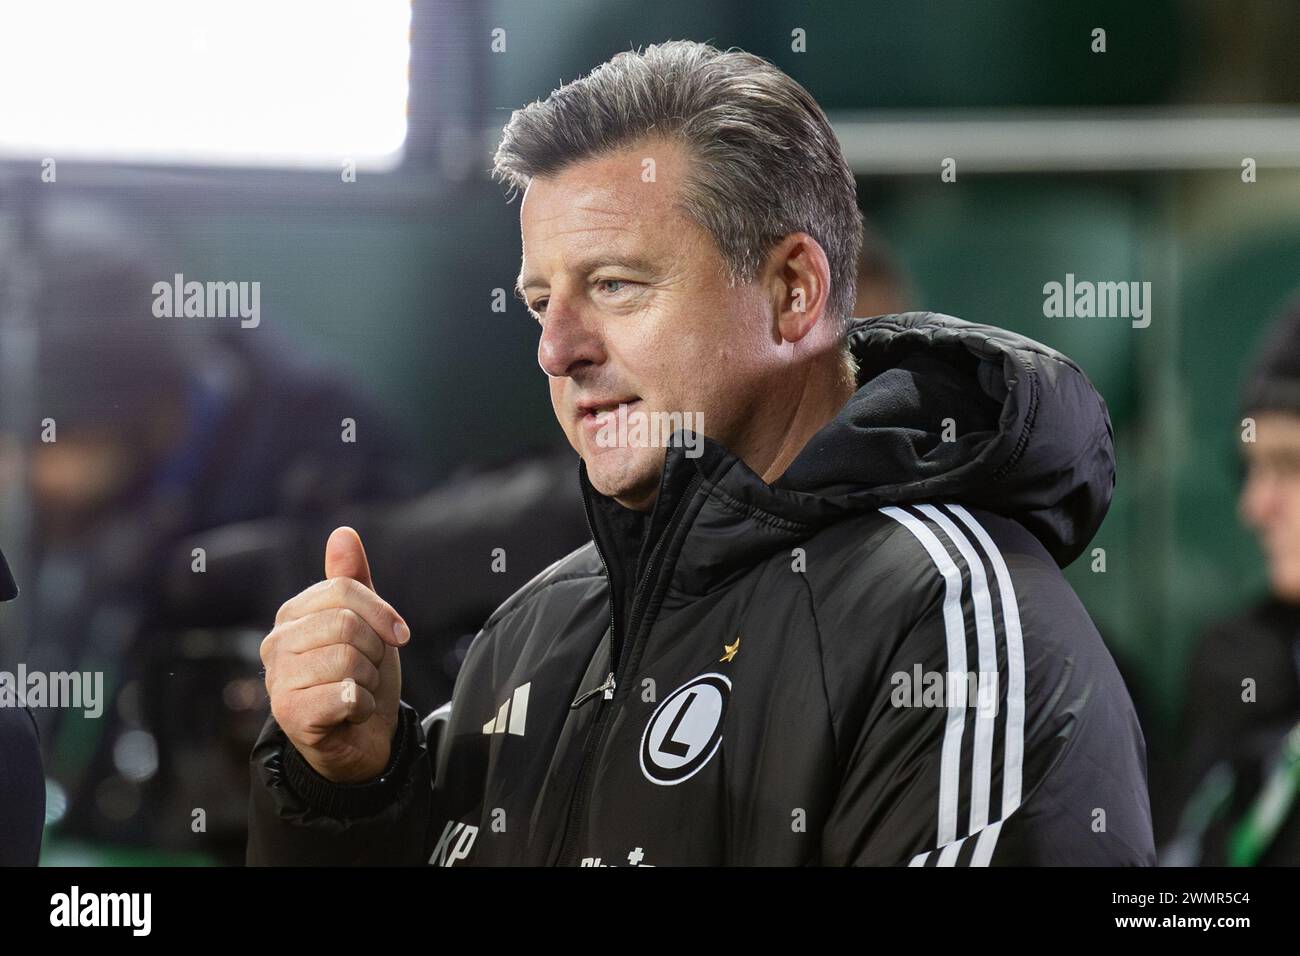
[720,636,740,663]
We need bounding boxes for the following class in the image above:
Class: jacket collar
[578,311,1117,617]
[580,435,820,617]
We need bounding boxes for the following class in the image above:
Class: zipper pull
[570,671,616,709]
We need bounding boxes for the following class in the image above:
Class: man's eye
[596,278,629,295]
[529,298,548,319]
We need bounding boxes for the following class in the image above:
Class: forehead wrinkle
[517,217,659,293]
[516,165,689,295]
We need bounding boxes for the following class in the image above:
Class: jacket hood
[645,312,1115,571]
[770,312,1115,566]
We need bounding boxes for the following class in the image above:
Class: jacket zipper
[557,471,702,865]
[570,671,616,709]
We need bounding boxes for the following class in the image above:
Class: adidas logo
[482,682,531,736]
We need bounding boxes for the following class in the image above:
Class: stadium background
[1,0,1297,863]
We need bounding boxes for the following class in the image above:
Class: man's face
[1241,411,1300,601]
[517,137,781,510]
[27,430,140,533]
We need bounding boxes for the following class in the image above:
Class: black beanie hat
[1242,294,1300,416]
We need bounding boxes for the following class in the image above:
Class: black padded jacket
[247,312,1155,866]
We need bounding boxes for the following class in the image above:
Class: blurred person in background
[852,221,913,318]
[0,197,422,859]
[1161,295,1300,866]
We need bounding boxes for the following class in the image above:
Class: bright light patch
[0,0,411,169]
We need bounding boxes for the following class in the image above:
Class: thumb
[324,526,374,591]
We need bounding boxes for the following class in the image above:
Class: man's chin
[582,446,663,510]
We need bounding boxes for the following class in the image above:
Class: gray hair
[493,40,864,331]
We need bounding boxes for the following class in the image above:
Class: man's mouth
[577,397,641,422]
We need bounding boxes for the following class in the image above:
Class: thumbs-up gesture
[259,527,409,783]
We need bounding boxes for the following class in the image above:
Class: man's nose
[537,294,603,378]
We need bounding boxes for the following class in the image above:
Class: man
[249,41,1153,866]
[0,546,44,865]
[1161,296,1300,866]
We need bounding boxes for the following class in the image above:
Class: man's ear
[766,233,832,345]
